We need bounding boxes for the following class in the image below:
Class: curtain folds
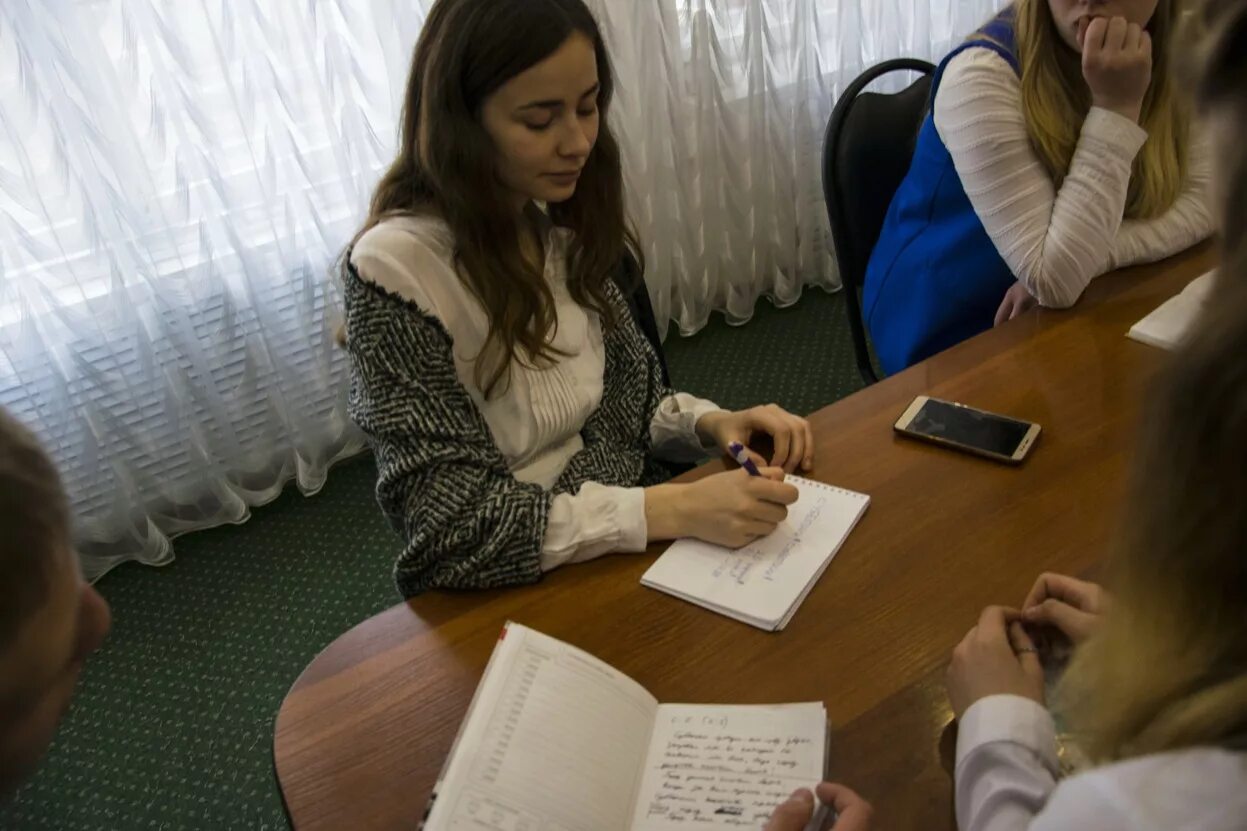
[602,0,1008,332]
[0,0,1005,578]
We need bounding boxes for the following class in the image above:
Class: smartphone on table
[894,395,1041,464]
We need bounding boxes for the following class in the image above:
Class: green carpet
[663,289,865,415]
[0,288,862,829]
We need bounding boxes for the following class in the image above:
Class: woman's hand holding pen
[645,404,807,547]
[645,467,798,548]
[765,784,874,831]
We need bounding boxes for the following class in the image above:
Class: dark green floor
[0,288,862,830]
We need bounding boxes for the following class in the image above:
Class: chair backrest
[612,250,672,388]
[822,58,935,385]
[823,60,935,290]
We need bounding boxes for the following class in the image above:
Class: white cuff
[1083,107,1149,156]
[956,695,1060,775]
[539,484,648,571]
[650,393,724,462]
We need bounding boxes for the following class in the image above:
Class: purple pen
[727,441,762,477]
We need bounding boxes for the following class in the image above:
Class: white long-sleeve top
[934,48,1214,309]
[350,215,722,571]
[956,694,1247,830]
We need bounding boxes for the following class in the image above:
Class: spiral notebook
[641,476,870,631]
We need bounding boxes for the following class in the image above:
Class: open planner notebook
[641,476,870,631]
[422,623,827,831]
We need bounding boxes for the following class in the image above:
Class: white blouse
[350,215,722,571]
[956,694,1247,830]
[934,48,1214,309]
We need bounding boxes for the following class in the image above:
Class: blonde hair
[1054,0,1247,762]
[1014,0,1189,219]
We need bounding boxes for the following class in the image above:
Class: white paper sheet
[1128,270,1216,350]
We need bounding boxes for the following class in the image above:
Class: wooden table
[274,244,1216,830]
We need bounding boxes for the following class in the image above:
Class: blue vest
[862,9,1021,375]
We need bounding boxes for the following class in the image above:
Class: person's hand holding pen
[643,440,798,548]
[764,784,874,831]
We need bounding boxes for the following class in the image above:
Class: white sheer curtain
[1,0,1005,579]
[601,0,1009,332]
[0,0,426,578]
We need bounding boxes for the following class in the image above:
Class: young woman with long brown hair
[944,3,1247,826]
[864,0,1214,374]
[342,0,816,596]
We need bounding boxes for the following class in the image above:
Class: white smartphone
[893,395,1041,464]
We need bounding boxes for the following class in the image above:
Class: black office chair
[611,249,696,478]
[612,249,672,387]
[823,58,936,385]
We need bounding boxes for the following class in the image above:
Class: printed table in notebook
[424,623,826,830]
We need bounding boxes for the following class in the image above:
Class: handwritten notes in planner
[631,703,827,829]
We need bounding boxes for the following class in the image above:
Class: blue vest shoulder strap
[935,4,1020,94]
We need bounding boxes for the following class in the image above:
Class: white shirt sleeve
[934,48,1148,309]
[538,392,724,570]
[1030,747,1247,830]
[1112,130,1215,269]
[956,695,1247,830]
[539,483,649,571]
[649,392,724,462]
[1023,771,1141,831]
[350,224,451,316]
[353,219,721,575]
[955,695,1061,831]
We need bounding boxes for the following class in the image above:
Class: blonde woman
[944,4,1247,826]
[863,0,1213,374]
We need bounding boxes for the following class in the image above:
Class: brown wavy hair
[1055,0,1247,762]
[1014,0,1189,219]
[342,0,639,397]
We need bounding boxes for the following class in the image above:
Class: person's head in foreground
[0,408,110,799]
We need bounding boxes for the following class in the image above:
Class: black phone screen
[907,398,1032,457]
